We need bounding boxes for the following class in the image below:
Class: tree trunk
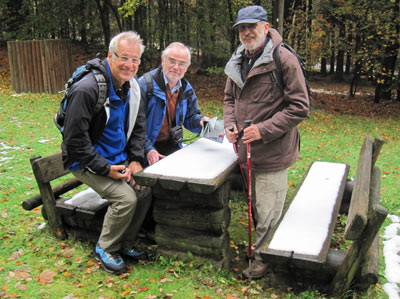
[226,0,236,53]
[329,28,335,74]
[158,0,167,50]
[305,0,312,68]
[78,0,88,46]
[334,23,345,81]
[94,0,111,48]
[397,66,400,102]
[345,25,352,75]
[350,60,361,97]
[321,57,327,75]
[106,0,122,32]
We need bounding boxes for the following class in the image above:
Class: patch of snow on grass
[383,214,400,299]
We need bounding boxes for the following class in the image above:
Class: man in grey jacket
[224,5,309,279]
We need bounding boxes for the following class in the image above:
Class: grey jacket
[224,28,309,172]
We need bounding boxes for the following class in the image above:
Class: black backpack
[54,63,108,135]
[273,42,311,101]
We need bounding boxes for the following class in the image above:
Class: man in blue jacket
[138,42,208,166]
[61,31,150,274]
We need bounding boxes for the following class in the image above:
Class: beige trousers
[72,167,151,252]
[252,168,288,261]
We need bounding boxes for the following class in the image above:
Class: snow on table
[268,161,348,258]
[144,137,237,180]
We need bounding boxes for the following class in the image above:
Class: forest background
[1,0,399,102]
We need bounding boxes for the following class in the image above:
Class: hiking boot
[120,247,148,261]
[242,260,270,280]
[95,242,126,274]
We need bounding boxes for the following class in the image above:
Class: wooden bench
[22,153,151,243]
[260,136,387,296]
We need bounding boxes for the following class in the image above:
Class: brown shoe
[242,260,270,279]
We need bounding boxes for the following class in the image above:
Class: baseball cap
[233,5,268,28]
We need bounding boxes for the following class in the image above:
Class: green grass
[1,80,398,298]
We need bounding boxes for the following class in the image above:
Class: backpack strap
[92,69,108,113]
[272,42,311,99]
[273,43,284,92]
[143,71,154,100]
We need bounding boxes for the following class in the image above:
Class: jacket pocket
[250,74,276,103]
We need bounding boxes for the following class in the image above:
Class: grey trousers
[72,168,151,252]
[252,168,288,261]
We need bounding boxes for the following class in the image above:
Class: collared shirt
[163,72,181,94]
[241,36,269,80]
[111,76,130,102]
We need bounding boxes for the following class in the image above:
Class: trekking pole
[227,125,248,194]
[242,119,254,278]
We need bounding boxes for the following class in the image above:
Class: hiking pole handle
[244,119,252,129]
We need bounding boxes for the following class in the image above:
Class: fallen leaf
[15,269,30,280]
[87,260,95,266]
[18,284,27,291]
[159,278,173,283]
[37,269,56,285]
[137,286,149,292]
[119,289,131,296]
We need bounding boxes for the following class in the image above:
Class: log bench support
[151,181,232,270]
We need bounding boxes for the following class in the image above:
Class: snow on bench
[262,161,349,264]
[135,137,237,193]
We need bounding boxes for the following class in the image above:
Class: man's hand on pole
[243,124,261,144]
[225,125,238,143]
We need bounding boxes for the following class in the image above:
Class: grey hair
[161,42,191,65]
[109,31,145,56]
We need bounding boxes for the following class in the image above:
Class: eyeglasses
[113,52,141,65]
[166,57,189,69]
[238,23,258,32]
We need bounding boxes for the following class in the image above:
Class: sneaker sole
[94,253,127,275]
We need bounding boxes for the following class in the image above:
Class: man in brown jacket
[224,5,309,279]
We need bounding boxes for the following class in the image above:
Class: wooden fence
[7,40,73,94]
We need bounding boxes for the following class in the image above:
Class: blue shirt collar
[163,72,181,94]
